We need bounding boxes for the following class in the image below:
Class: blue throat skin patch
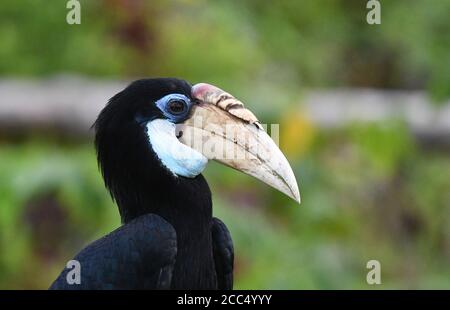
[146,119,208,178]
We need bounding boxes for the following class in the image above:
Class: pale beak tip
[290,186,301,205]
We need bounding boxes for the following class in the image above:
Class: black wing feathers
[49,214,177,290]
[211,217,234,290]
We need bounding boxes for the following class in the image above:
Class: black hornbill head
[94,78,300,222]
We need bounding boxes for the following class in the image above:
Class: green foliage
[0,0,448,99]
[0,0,129,76]
[0,142,119,288]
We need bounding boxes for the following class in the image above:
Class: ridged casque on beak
[177,83,300,203]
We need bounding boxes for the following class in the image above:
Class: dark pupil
[168,100,185,114]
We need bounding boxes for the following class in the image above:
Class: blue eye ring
[155,94,192,122]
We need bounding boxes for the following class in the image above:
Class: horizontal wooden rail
[1,77,449,147]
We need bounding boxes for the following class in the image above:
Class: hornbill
[50,78,300,290]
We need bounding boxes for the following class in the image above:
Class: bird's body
[50,78,298,290]
[50,172,234,289]
[50,213,233,290]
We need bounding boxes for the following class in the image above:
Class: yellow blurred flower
[279,109,315,160]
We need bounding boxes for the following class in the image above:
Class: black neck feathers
[93,79,217,288]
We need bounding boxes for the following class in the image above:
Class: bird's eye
[168,100,187,115]
[155,94,190,121]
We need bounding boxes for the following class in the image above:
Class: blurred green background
[0,0,449,289]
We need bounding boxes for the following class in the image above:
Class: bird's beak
[177,83,300,203]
